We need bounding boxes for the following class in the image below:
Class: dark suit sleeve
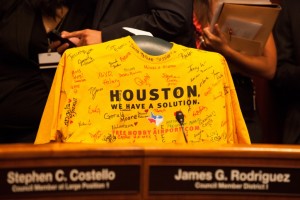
[0,0,19,21]
[99,0,195,47]
[273,0,300,95]
[62,0,96,32]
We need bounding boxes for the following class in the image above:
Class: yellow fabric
[35,36,250,145]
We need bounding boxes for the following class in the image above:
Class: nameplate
[148,166,300,196]
[0,165,140,198]
[38,52,60,69]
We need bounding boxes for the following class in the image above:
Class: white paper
[221,17,262,40]
[123,27,153,36]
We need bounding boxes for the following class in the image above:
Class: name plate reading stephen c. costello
[0,165,140,197]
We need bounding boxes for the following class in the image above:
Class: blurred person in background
[54,0,195,54]
[193,0,277,143]
[0,0,95,143]
[273,0,300,144]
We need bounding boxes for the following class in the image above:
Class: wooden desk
[0,143,300,200]
[0,143,144,200]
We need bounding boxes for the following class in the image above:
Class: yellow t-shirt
[35,36,250,144]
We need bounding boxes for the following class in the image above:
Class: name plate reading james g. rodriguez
[148,166,300,196]
[0,165,140,197]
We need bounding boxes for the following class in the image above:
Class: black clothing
[232,73,262,143]
[93,0,196,48]
[273,0,300,143]
[0,0,95,143]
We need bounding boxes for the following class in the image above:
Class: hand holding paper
[210,0,281,55]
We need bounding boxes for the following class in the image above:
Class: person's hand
[49,37,80,55]
[61,29,102,46]
[202,24,230,55]
[49,40,62,52]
